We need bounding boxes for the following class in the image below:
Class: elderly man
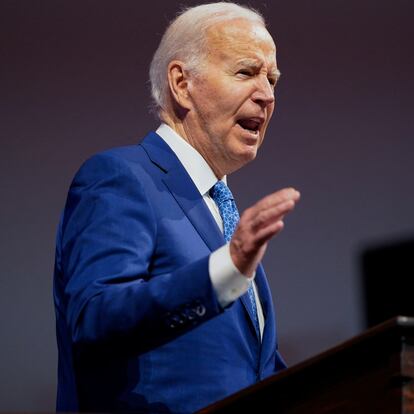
[54,2,300,413]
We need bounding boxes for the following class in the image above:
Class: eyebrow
[236,58,281,79]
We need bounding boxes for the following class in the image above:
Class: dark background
[1,0,413,410]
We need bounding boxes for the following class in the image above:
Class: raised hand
[230,188,300,277]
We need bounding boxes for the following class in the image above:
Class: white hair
[149,2,265,118]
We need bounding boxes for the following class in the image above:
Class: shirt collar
[156,123,226,196]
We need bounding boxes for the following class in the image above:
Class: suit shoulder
[75,141,152,180]
[88,143,147,167]
[69,132,167,193]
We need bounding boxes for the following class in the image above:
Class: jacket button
[194,304,206,317]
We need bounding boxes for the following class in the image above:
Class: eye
[237,69,253,77]
[268,77,277,87]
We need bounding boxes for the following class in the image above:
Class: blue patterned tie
[210,181,259,329]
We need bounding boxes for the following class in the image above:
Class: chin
[231,145,258,170]
[242,140,259,157]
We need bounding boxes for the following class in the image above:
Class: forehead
[205,19,277,66]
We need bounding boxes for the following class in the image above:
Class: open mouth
[236,118,262,135]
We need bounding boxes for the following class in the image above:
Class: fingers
[249,187,300,215]
[229,187,300,276]
[253,219,285,246]
[243,187,300,231]
[250,199,295,232]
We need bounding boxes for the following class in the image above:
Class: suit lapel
[141,132,267,338]
[140,132,224,252]
[255,264,277,367]
[163,166,225,252]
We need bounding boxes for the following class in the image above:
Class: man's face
[183,19,279,176]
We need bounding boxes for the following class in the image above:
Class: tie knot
[209,181,234,205]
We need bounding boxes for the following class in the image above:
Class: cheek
[189,79,220,117]
[200,89,229,118]
[208,80,240,114]
[211,92,235,116]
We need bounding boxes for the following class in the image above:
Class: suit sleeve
[57,152,222,354]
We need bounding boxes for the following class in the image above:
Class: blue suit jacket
[54,132,286,414]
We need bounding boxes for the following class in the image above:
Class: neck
[161,111,227,179]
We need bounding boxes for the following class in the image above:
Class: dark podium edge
[197,316,414,413]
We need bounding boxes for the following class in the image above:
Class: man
[54,3,300,413]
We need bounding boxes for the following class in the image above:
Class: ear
[167,60,192,111]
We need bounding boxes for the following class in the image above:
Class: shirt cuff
[209,243,254,308]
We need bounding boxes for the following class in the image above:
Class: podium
[197,316,414,414]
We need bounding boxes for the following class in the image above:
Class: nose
[251,75,275,107]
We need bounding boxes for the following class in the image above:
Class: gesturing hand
[230,187,300,277]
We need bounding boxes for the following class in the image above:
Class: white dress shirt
[156,123,264,338]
